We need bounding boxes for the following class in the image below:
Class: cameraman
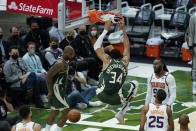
[0,87,21,131]
[66,61,102,109]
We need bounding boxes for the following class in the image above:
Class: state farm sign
[7,0,59,18]
[7,0,83,19]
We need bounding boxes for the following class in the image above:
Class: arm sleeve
[166,74,176,106]
[94,30,108,50]
[145,77,152,105]
[45,52,56,66]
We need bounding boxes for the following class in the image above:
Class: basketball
[68,109,81,123]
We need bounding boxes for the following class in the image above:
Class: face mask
[12,35,18,40]
[0,35,3,40]
[12,54,18,60]
[80,31,86,36]
[54,23,58,28]
[91,31,97,36]
[67,36,74,42]
[32,28,40,34]
[51,44,58,50]
[30,49,35,55]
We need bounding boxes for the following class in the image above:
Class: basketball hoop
[89,9,124,24]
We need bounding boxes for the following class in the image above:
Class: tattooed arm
[46,61,65,98]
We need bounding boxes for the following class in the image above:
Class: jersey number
[109,72,123,84]
[149,116,164,128]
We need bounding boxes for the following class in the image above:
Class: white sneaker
[115,111,125,124]
[89,101,103,107]
[41,95,48,103]
[76,103,87,109]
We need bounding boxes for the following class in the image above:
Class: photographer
[67,61,103,109]
[0,87,21,131]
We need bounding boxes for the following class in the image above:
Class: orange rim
[88,9,124,24]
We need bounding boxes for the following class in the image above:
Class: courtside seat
[160,10,190,58]
[127,8,155,44]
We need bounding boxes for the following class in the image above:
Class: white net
[100,14,122,23]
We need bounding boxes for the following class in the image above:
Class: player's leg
[56,109,69,131]
[115,80,138,124]
[45,110,59,131]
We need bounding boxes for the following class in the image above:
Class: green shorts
[97,82,135,105]
[49,85,69,111]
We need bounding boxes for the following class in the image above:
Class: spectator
[24,19,50,51]
[178,114,194,131]
[59,30,90,72]
[67,61,103,109]
[6,27,26,57]
[88,24,100,47]
[3,46,47,108]
[49,18,65,43]
[59,30,75,50]
[0,87,21,131]
[22,41,47,77]
[45,37,63,66]
[0,27,7,62]
[188,14,196,95]
[72,25,101,81]
[22,41,48,102]
[11,105,41,131]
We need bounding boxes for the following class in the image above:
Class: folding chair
[160,10,190,58]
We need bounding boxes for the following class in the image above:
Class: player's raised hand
[104,21,111,31]
[120,19,126,31]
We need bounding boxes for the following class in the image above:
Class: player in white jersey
[178,114,195,131]
[11,105,41,131]
[139,89,174,131]
[145,58,176,109]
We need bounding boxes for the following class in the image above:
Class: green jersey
[97,59,127,95]
[49,57,70,110]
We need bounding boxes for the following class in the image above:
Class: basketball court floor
[7,61,196,131]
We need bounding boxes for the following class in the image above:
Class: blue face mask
[30,49,35,55]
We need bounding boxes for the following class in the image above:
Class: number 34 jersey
[97,59,127,95]
[146,103,168,131]
[148,72,176,105]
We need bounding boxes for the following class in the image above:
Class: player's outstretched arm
[139,105,148,131]
[167,107,174,131]
[46,61,64,98]
[120,20,130,68]
[94,21,111,63]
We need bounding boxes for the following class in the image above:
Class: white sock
[120,101,131,114]
[45,124,52,131]
[56,125,63,131]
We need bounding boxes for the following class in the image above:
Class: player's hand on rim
[120,19,126,31]
[104,21,111,31]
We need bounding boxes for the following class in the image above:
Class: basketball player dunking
[93,20,138,124]
[45,46,75,131]
[139,89,174,131]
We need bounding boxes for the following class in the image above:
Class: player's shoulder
[165,72,175,79]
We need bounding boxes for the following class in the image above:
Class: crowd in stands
[0,16,103,113]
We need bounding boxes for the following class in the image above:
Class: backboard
[58,0,121,31]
